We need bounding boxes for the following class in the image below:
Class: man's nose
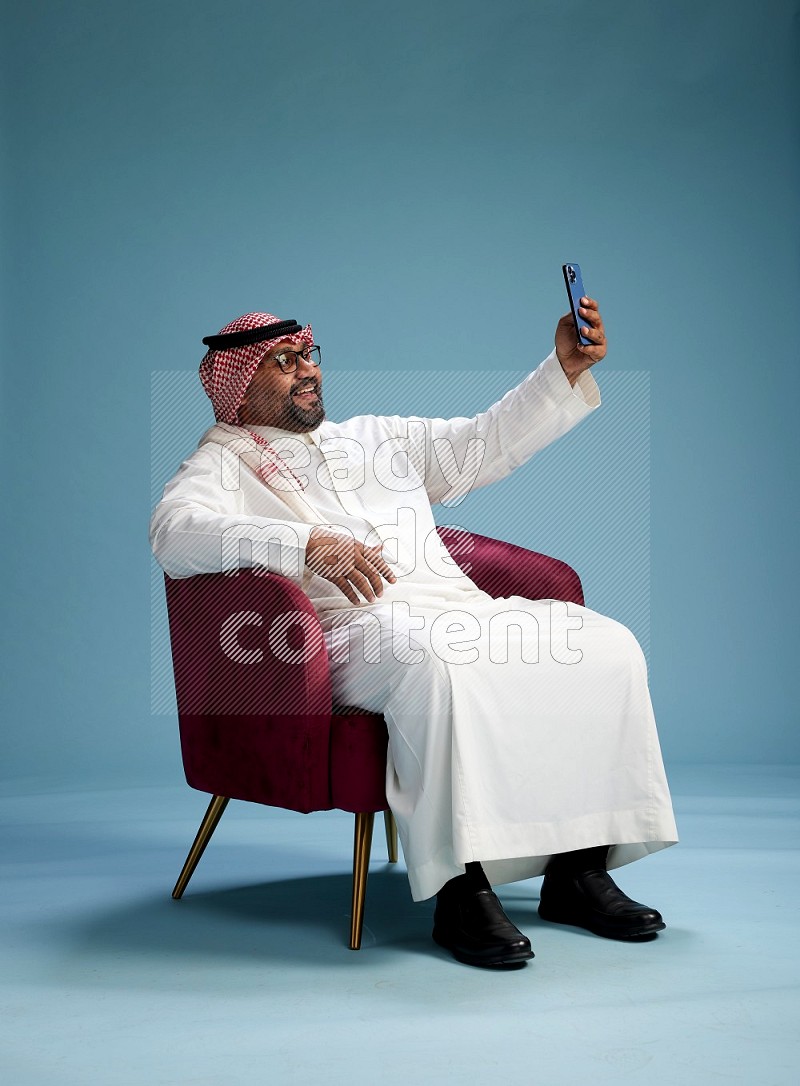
[297,355,319,380]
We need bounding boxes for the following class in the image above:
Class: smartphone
[562,263,592,346]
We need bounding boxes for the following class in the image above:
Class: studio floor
[1,764,798,1085]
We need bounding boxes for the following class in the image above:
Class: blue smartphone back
[562,263,592,346]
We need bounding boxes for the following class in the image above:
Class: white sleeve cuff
[541,349,601,409]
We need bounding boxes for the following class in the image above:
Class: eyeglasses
[272,345,322,373]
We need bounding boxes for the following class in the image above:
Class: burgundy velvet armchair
[164,526,584,949]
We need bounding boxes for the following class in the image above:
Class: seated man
[149,300,678,969]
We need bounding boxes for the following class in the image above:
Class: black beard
[284,389,325,432]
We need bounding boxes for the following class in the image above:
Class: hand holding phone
[562,263,592,346]
[555,264,607,385]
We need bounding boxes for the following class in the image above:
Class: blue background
[3,0,798,784]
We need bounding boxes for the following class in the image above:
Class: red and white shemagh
[198,312,318,504]
[199,311,314,425]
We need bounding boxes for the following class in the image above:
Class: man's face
[237,339,325,431]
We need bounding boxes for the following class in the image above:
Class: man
[150,300,678,968]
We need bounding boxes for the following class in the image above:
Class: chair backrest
[436,527,584,605]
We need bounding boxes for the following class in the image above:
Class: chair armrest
[164,569,333,812]
[436,526,584,606]
[165,569,332,716]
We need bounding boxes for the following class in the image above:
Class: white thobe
[150,350,678,900]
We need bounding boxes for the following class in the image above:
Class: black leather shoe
[538,868,665,939]
[433,885,535,968]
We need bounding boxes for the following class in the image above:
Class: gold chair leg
[384,809,398,864]
[349,811,375,950]
[172,794,230,899]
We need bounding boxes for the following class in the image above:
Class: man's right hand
[305,525,397,605]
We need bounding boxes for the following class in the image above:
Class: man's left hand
[555,296,607,386]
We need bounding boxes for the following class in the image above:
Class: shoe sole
[432,929,535,968]
[537,906,665,940]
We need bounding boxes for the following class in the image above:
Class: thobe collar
[197,420,326,525]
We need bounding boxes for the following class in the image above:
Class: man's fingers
[354,554,385,598]
[579,310,604,337]
[328,569,380,603]
[330,576,363,606]
[578,342,605,361]
[579,304,603,326]
[352,567,383,602]
[580,323,605,343]
[361,544,398,583]
[306,534,397,602]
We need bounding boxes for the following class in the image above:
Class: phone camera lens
[567,266,576,284]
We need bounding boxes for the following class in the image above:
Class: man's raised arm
[379,298,607,506]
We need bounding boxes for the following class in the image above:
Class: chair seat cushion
[329,710,390,813]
